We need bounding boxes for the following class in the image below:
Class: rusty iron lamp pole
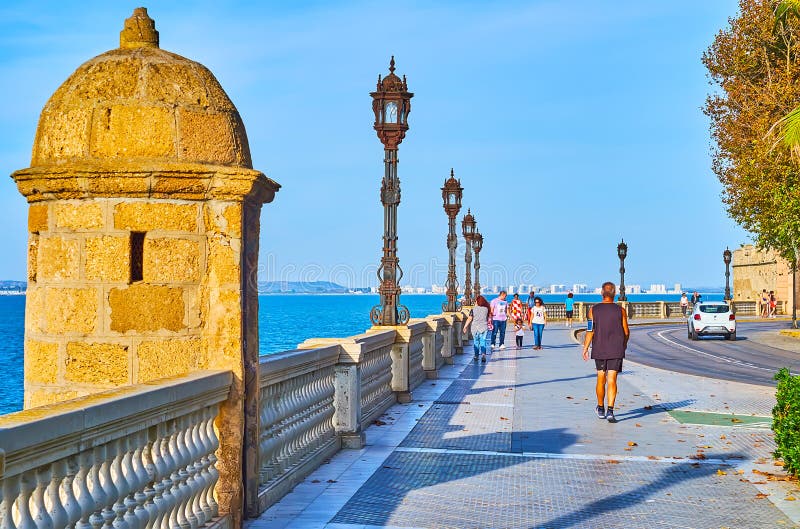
[617,239,628,302]
[442,169,463,312]
[473,230,483,301]
[369,57,414,326]
[723,247,732,302]
[462,210,477,306]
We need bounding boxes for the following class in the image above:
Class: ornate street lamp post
[617,239,628,302]
[723,247,732,302]
[442,169,463,312]
[369,57,414,326]
[473,231,483,301]
[462,210,477,306]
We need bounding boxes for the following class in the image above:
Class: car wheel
[690,327,698,341]
[727,331,736,341]
[687,326,692,339]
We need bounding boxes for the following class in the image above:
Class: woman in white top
[530,297,547,349]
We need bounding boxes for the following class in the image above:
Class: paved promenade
[250,326,800,528]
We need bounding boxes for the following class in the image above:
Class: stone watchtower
[11,7,278,515]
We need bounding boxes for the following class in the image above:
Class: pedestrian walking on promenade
[514,318,525,349]
[464,295,491,363]
[761,289,769,318]
[769,291,777,318]
[565,292,575,328]
[530,297,547,349]
[691,291,702,306]
[680,292,689,317]
[490,291,509,349]
[581,282,629,423]
[509,293,524,324]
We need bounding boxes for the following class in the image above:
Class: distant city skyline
[0,1,747,285]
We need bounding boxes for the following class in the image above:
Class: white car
[688,301,736,340]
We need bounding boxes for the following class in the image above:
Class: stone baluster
[32,465,54,529]
[204,417,219,518]
[110,439,131,529]
[154,434,175,529]
[74,451,96,529]
[128,432,150,529]
[142,427,163,529]
[0,474,22,529]
[62,456,83,529]
[97,444,118,529]
[45,460,69,529]
[195,414,213,523]
[181,416,200,529]
[165,430,187,529]
[18,470,39,529]
[173,424,194,529]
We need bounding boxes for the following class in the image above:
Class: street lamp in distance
[442,170,463,312]
[369,56,413,326]
[723,247,732,302]
[462,210,477,306]
[617,239,628,302]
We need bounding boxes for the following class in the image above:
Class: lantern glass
[617,243,627,259]
[384,101,398,123]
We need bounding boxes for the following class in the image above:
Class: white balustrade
[0,370,231,529]
[256,347,340,513]
[359,343,394,425]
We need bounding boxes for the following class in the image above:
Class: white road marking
[654,329,777,374]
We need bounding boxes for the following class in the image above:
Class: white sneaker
[499,344,506,350]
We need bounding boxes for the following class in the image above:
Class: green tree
[703,0,800,264]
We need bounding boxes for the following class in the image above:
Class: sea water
[0,292,723,414]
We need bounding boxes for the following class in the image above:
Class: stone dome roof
[31,7,252,169]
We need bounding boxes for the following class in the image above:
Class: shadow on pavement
[614,399,696,422]
[530,451,745,529]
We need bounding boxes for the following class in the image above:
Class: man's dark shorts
[565,310,574,318]
[595,358,623,372]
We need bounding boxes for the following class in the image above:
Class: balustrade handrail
[0,369,232,529]
[0,370,231,478]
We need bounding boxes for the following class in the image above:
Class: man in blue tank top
[581,281,629,423]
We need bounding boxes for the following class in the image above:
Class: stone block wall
[24,197,245,408]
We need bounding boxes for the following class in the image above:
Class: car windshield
[699,304,729,314]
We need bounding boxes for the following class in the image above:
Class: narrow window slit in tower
[130,232,145,283]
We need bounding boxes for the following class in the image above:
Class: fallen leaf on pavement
[786,496,797,501]
[644,405,653,410]
[635,423,642,427]
[756,493,769,499]
[628,441,638,447]
[717,469,727,475]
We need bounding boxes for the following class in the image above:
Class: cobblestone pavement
[250,328,800,529]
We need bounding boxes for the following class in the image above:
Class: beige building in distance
[732,244,795,313]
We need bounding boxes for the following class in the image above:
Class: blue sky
[0,1,746,289]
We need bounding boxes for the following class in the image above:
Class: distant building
[430,284,446,294]
[572,283,588,294]
[627,284,642,294]
[647,284,667,294]
[672,283,682,294]
[549,284,565,294]
[733,244,794,313]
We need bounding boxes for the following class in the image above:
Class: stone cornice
[11,162,280,203]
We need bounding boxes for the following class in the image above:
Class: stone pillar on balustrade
[11,9,279,525]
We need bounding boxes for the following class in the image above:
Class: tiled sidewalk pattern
[251,327,799,528]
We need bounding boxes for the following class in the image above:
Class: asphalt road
[626,321,800,386]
